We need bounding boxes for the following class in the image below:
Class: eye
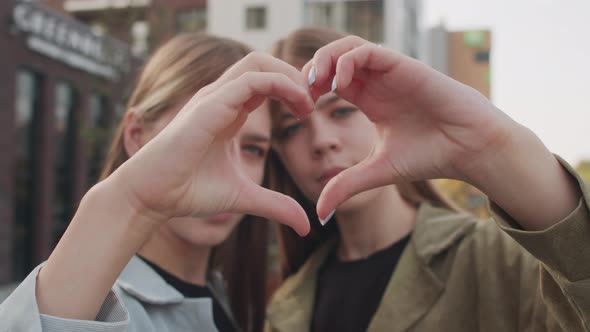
[276,122,302,142]
[241,144,267,159]
[331,107,356,119]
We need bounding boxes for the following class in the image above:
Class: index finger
[209,52,310,99]
[301,35,369,94]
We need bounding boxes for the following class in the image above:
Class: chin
[333,187,384,214]
[167,217,241,247]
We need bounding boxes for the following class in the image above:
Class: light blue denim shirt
[0,256,236,332]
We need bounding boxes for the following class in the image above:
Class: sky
[423,0,590,165]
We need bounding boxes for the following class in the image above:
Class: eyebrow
[241,133,271,143]
[317,95,341,109]
[279,111,296,122]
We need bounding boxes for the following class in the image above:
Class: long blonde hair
[100,33,251,179]
[268,28,459,278]
[98,33,268,332]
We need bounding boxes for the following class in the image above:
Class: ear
[123,110,145,158]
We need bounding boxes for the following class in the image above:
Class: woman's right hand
[110,52,313,236]
[35,52,313,322]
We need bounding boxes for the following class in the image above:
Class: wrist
[460,120,529,189]
[460,122,580,230]
[86,176,167,242]
[36,175,168,319]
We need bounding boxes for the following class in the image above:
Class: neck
[138,225,211,286]
[335,185,417,261]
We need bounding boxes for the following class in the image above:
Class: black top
[138,256,236,332]
[311,235,411,332]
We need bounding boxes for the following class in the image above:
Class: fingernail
[308,67,316,86]
[330,76,337,92]
[319,209,336,226]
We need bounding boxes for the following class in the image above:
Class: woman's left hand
[305,36,580,229]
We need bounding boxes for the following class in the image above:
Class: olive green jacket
[266,160,590,332]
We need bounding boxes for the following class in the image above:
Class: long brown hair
[98,33,267,332]
[268,28,459,279]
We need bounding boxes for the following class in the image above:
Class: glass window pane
[86,94,110,186]
[53,82,77,244]
[306,1,383,42]
[246,7,267,30]
[475,51,490,63]
[308,3,334,27]
[403,0,419,58]
[131,21,150,57]
[14,70,40,280]
[344,0,383,42]
[177,8,207,33]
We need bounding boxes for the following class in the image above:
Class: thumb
[317,157,395,221]
[234,183,310,237]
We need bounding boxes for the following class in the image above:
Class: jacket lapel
[367,239,443,331]
[368,204,477,331]
[266,240,336,332]
[267,204,477,332]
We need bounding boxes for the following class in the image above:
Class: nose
[310,120,340,158]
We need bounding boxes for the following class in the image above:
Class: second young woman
[265,28,590,332]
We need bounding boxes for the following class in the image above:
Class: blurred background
[1,0,588,298]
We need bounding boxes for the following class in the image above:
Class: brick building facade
[0,0,135,284]
[44,0,207,56]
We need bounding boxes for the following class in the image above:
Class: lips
[318,167,346,186]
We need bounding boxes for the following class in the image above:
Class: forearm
[466,122,581,231]
[36,177,161,320]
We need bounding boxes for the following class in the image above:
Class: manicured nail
[330,76,337,92]
[308,67,316,86]
[319,209,336,226]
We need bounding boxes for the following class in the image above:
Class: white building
[208,0,302,51]
[208,0,422,57]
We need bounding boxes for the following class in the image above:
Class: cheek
[347,121,377,157]
[242,162,265,185]
[278,146,320,201]
[144,110,178,141]
[280,143,311,179]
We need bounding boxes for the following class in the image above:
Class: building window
[403,0,419,58]
[177,7,207,33]
[131,21,149,57]
[86,94,110,186]
[308,3,333,27]
[246,6,267,30]
[463,31,486,48]
[53,82,77,243]
[475,51,490,63]
[14,69,41,280]
[90,23,106,37]
[307,1,383,42]
[345,0,383,42]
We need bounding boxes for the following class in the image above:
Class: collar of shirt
[116,255,185,304]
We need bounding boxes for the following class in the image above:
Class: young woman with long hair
[265,28,589,332]
[0,33,313,332]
